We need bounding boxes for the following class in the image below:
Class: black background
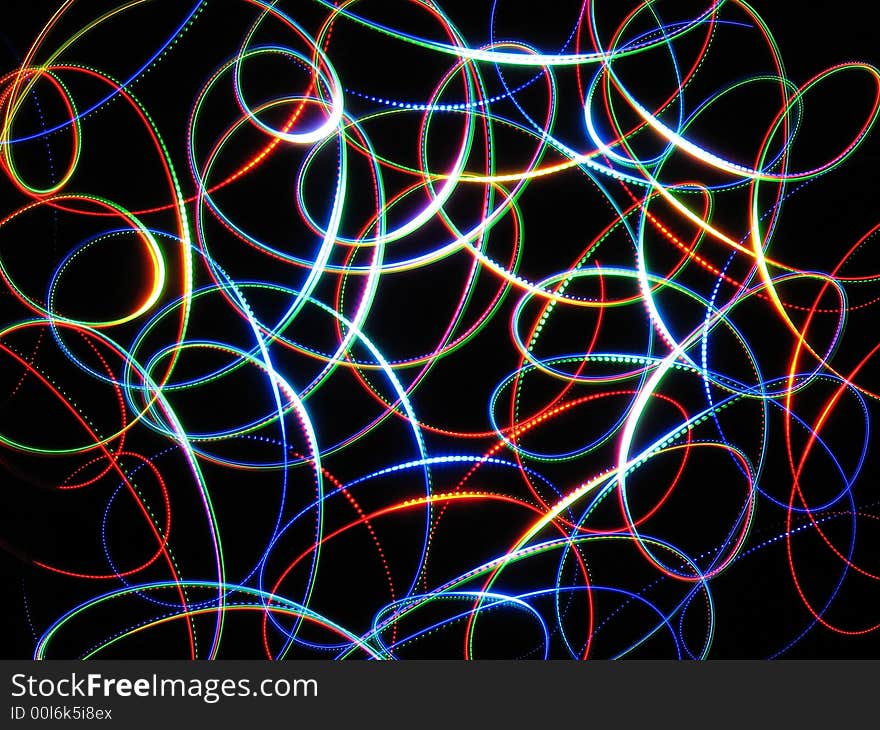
[1,0,880,659]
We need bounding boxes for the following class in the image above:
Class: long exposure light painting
[1,0,880,660]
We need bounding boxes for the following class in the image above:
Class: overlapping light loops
[2,0,880,659]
